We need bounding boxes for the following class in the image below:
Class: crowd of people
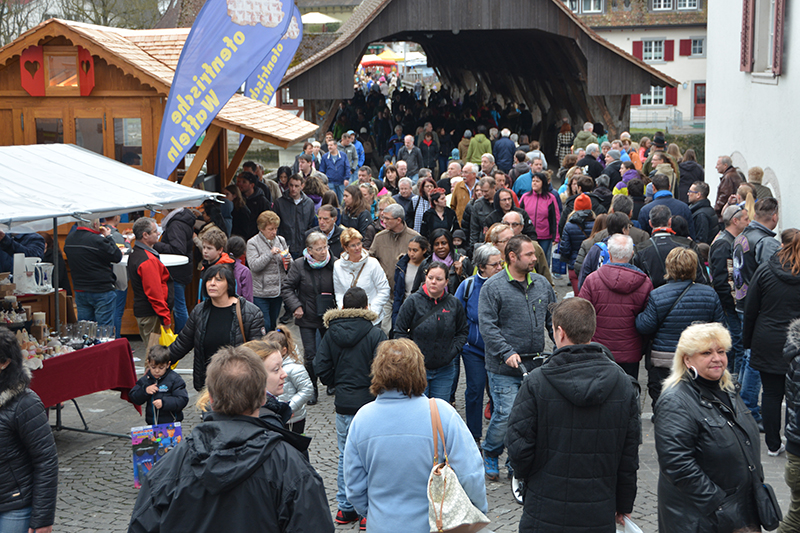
[1,102,798,532]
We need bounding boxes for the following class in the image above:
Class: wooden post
[181,125,222,187]
[226,136,253,184]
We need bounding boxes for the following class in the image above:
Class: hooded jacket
[678,160,704,203]
[572,130,597,151]
[0,368,58,531]
[783,319,800,456]
[128,413,333,533]
[273,190,316,258]
[394,285,469,369]
[315,308,387,415]
[654,378,761,533]
[169,297,265,390]
[153,208,196,285]
[129,367,189,425]
[743,254,800,375]
[333,250,390,325]
[689,198,719,245]
[559,210,594,268]
[505,343,640,532]
[580,264,653,363]
[465,133,492,164]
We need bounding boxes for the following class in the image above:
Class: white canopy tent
[0,144,218,232]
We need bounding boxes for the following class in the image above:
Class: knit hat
[452,229,467,242]
[574,193,592,211]
[450,148,460,160]
[463,130,473,139]
[607,149,621,161]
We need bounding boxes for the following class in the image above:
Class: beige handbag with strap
[427,399,490,533]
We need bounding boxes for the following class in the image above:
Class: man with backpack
[577,212,631,291]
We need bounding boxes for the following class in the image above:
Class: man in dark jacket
[558,176,607,238]
[709,204,750,377]
[236,171,272,240]
[492,128,516,173]
[470,177,497,248]
[506,297,640,532]
[305,204,343,259]
[638,174,696,240]
[129,346,333,533]
[0,230,45,277]
[272,174,316,259]
[482,188,537,242]
[396,135,424,182]
[64,219,123,326]
[479,235,555,481]
[314,288,387,526]
[153,208,195,333]
[687,181,719,245]
[603,149,624,189]
[634,205,709,289]
[576,143,604,179]
[714,155,742,223]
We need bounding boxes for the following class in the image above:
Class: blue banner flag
[244,4,302,105]
[154,0,293,178]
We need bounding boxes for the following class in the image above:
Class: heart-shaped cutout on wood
[81,60,90,74]
[24,60,40,78]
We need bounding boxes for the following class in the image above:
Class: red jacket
[127,243,173,326]
[579,263,652,363]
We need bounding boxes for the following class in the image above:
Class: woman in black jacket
[223,185,252,239]
[393,262,469,401]
[0,329,58,533]
[170,264,264,390]
[419,188,460,241]
[412,229,472,295]
[281,231,336,403]
[340,184,374,248]
[655,322,766,533]
[743,230,800,455]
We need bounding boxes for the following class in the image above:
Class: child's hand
[153,399,163,409]
[146,384,158,395]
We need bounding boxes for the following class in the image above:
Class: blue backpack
[593,242,611,269]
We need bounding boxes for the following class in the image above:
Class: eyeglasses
[688,189,699,194]
[485,261,503,269]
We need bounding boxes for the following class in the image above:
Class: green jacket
[465,133,492,164]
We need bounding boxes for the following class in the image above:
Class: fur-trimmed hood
[322,307,379,329]
[0,366,31,409]
[787,318,800,351]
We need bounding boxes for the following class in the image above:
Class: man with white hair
[480,153,497,177]
[438,160,462,193]
[577,143,604,179]
[493,128,516,173]
[451,162,479,224]
[573,121,597,151]
[579,233,653,379]
[396,135,423,183]
[502,211,553,284]
[393,177,414,217]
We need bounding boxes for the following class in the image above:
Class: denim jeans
[336,413,355,513]
[723,307,744,376]
[738,311,762,422]
[75,290,116,326]
[113,289,127,338]
[425,360,456,401]
[172,282,188,334]
[253,296,283,332]
[462,349,487,440]
[333,183,347,204]
[482,371,522,460]
[0,507,32,533]
[538,239,553,267]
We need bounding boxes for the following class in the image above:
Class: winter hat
[450,148,460,160]
[574,193,592,211]
[653,133,667,149]
[452,229,467,243]
[463,130,473,139]
[607,149,621,161]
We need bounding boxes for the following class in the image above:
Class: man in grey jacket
[272,174,316,260]
[478,234,556,481]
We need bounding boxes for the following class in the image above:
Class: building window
[691,38,705,56]
[742,0,786,76]
[43,47,80,96]
[563,0,602,13]
[36,118,63,144]
[677,0,698,8]
[75,118,104,155]
[652,0,673,10]
[114,118,143,166]
[643,40,664,61]
[640,86,665,106]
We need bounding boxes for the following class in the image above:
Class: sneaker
[768,443,786,457]
[359,516,366,531]
[484,454,499,481]
[335,510,359,524]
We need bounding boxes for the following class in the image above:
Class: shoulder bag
[427,398,490,533]
[235,298,247,343]
[408,297,448,335]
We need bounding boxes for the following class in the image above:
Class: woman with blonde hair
[655,322,768,533]
[343,339,487,533]
[264,329,314,433]
[333,228,390,326]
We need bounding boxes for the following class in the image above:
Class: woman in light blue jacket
[344,339,487,532]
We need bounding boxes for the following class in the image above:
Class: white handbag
[427,398,490,533]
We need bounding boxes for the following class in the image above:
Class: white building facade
[569,0,707,131]
[705,0,790,227]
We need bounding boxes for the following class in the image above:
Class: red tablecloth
[30,338,141,414]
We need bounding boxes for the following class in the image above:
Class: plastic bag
[159,326,178,347]
[617,517,643,533]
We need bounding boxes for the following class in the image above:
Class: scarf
[303,248,330,269]
[435,252,454,267]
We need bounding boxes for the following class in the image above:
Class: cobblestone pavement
[49,276,787,532]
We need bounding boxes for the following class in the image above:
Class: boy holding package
[130,345,189,425]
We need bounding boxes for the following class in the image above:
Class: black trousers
[760,371,786,452]
[300,326,326,396]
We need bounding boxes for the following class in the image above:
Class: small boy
[129,345,189,425]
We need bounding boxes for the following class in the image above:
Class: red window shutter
[631,94,641,106]
[19,45,45,97]
[740,0,755,72]
[665,87,678,106]
[772,0,786,75]
[632,41,643,60]
[679,39,692,56]
[664,40,675,61]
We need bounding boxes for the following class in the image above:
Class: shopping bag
[159,326,178,346]
[616,516,643,533]
[131,422,182,488]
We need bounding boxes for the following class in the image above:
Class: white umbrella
[301,12,340,25]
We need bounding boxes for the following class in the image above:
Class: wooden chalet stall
[0,20,319,333]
